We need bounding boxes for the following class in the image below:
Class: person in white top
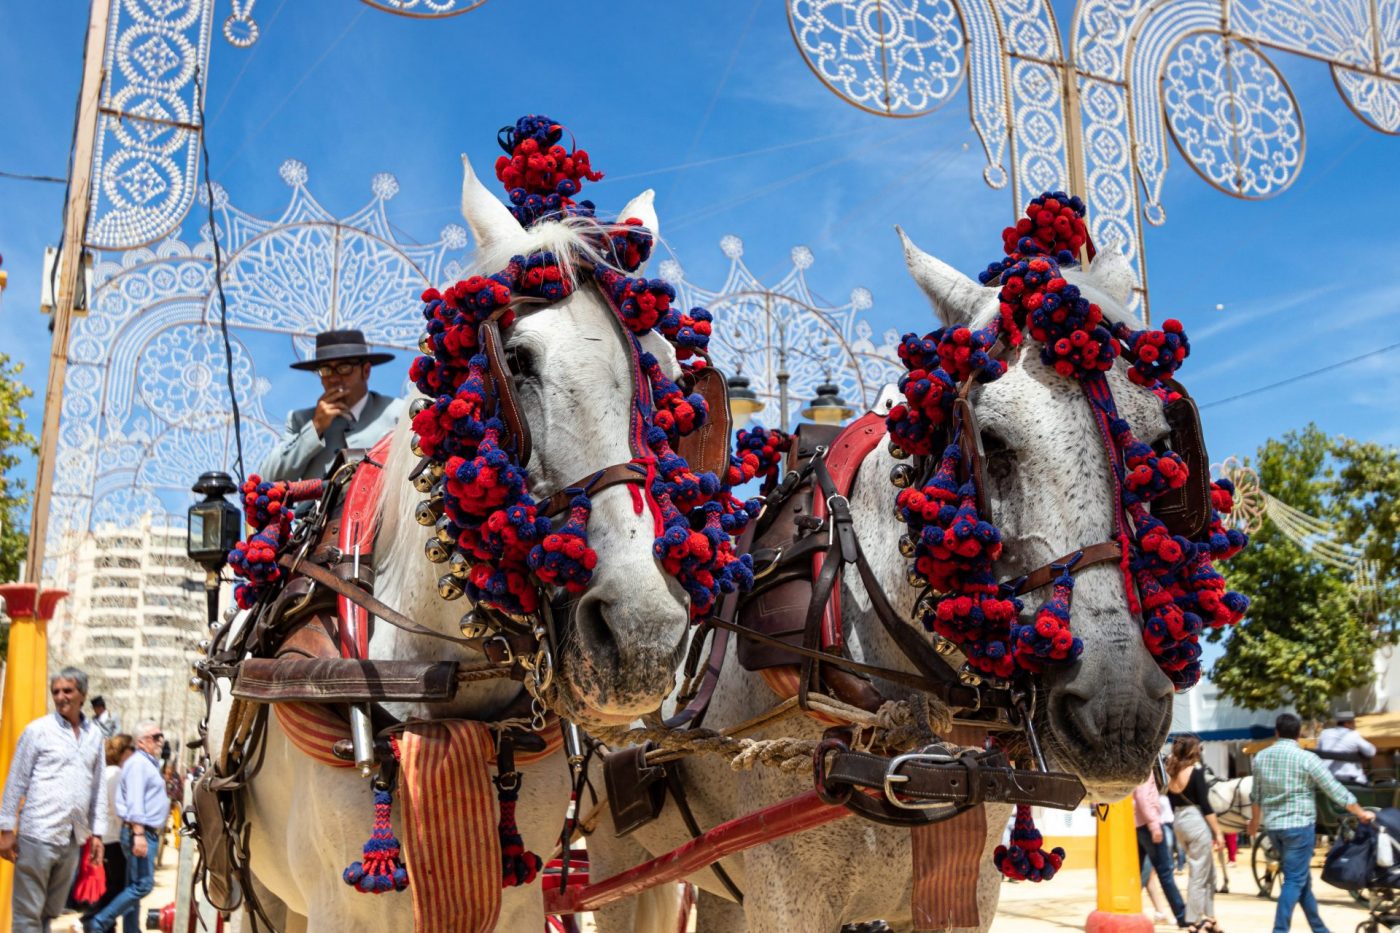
[1317,710,1377,785]
[75,735,134,930]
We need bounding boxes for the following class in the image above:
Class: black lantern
[725,371,764,422]
[800,382,856,425]
[188,471,240,624]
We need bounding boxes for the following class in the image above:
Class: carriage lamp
[187,471,241,626]
[726,371,764,422]
[801,382,856,425]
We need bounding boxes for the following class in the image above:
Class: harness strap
[276,555,536,669]
[814,740,1086,828]
[542,462,649,518]
[1011,540,1123,596]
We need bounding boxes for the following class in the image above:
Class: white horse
[589,231,1182,932]
[207,155,693,932]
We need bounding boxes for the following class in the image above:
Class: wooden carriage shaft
[544,790,849,914]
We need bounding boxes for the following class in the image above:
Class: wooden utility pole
[24,0,112,586]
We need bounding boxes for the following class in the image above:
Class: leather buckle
[883,748,958,810]
[483,635,515,666]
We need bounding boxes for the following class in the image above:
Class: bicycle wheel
[1252,833,1280,899]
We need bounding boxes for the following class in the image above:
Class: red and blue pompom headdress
[887,192,1248,690]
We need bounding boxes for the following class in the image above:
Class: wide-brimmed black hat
[290,329,395,371]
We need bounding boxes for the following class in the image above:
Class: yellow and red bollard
[1086,796,1153,932]
[0,583,68,932]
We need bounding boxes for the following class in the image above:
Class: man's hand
[131,830,149,860]
[311,386,351,436]
[89,836,104,865]
[1151,827,1163,844]
[1352,805,1377,824]
[1247,817,1260,838]
[0,830,16,862]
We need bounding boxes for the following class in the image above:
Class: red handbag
[71,846,107,905]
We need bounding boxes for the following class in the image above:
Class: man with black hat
[1317,709,1375,785]
[258,329,403,481]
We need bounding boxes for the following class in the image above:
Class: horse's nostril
[1055,691,1106,751]
[574,594,616,656]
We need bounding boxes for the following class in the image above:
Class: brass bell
[889,464,915,488]
[222,606,238,623]
[418,333,434,355]
[208,620,223,635]
[459,612,491,640]
[410,433,425,457]
[190,661,204,678]
[898,535,917,558]
[906,565,924,587]
[196,639,211,656]
[435,515,456,545]
[449,550,471,579]
[415,498,443,526]
[437,573,465,601]
[888,442,910,460]
[959,664,983,686]
[188,677,204,693]
[424,537,450,563]
[410,396,432,416]
[412,469,436,493]
[933,636,959,657]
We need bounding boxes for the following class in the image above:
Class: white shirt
[101,764,123,844]
[347,391,369,423]
[0,712,107,845]
[1317,726,1376,784]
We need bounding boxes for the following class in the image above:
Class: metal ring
[812,736,852,806]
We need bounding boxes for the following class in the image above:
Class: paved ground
[991,864,1375,932]
[53,849,1379,931]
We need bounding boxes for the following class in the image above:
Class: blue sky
[2,0,1399,522]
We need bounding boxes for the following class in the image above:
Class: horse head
[899,230,1183,798]
[380,151,696,727]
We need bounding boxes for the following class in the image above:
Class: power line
[1199,339,1400,410]
[0,169,67,184]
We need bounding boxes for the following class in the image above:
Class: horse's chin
[1040,705,1170,802]
[555,646,678,726]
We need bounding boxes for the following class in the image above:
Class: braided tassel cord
[343,786,409,893]
[495,774,542,887]
[994,804,1065,881]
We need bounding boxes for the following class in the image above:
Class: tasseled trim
[343,784,410,894]
[494,745,542,888]
[994,804,1065,881]
[1011,556,1083,671]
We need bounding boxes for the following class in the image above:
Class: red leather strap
[338,433,393,659]
[809,413,887,651]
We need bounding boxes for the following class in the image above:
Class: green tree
[0,352,36,584]
[1209,425,1400,720]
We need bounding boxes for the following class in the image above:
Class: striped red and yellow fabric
[910,724,989,931]
[397,720,502,933]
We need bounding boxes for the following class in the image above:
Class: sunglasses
[144,733,164,742]
[315,360,365,378]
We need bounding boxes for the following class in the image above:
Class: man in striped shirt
[1247,712,1375,933]
[0,667,106,933]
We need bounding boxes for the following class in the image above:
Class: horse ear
[896,225,989,327]
[618,189,658,274]
[460,153,522,252]
[1087,244,1137,307]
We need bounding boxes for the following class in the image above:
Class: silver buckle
[883,749,959,810]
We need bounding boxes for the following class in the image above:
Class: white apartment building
[48,512,206,742]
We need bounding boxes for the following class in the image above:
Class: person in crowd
[1249,712,1375,933]
[86,722,170,933]
[73,735,135,930]
[1133,774,1188,927]
[1166,735,1225,932]
[0,667,107,933]
[1317,709,1376,785]
[257,329,402,481]
[89,698,119,741]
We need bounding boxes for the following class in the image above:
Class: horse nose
[1053,655,1173,752]
[573,592,618,660]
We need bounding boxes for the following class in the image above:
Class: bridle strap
[541,462,650,518]
[1010,540,1123,597]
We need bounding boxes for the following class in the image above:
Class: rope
[551,690,954,773]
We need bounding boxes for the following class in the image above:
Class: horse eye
[506,345,536,380]
[981,431,1009,456]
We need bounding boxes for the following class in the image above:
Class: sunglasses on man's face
[315,360,364,378]
[144,733,164,743]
